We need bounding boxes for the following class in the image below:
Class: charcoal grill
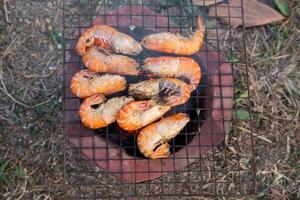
[63,0,256,198]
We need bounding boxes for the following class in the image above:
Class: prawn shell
[137,113,190,159]
[70,69,127,98]
[117,100,171,132]
[82,47,140,75]
[142,56,201,91]
[111,32,143,56]
[141,16,205,55]
[76,25,142,56]
[79,94,134,129]
[128,78,191,106]
[76,25,116,56]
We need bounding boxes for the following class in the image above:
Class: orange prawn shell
[163,78,191,106]
[70,70,98,98]
[141,16,205,55]
[76,25,116,56]
[79,94,107,129]
[117,101,146,131]
[143,56,201,91]
[117,100,171,132]
[79,94,134,129]
[76,25,142,56]
[82,47,139,75]
[137,113,190,159]
[70,69,127,98]
[128,78,191,107]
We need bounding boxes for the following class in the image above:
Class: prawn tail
[196,16,205,32]
[151,143,170,159]
[75,41,86,56]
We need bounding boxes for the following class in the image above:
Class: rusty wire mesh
[63,0,256,199]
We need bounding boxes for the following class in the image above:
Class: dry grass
[0,0,299,199]
[0,1,64,199]
[244,3,300,197]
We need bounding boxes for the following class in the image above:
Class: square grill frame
[62,0,256,199]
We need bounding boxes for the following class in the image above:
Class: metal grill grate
[63,0,256,199]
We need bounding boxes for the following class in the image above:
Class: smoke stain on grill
[94,27,210,159]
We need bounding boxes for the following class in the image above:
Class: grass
[0,159,26,186]
[0,0,299,199]
[244,2,300,196]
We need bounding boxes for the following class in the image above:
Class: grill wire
[63,0,256,199]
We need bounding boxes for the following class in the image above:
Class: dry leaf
[192,0,224,6]
[208,0,285,27]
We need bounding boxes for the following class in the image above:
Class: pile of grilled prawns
[70,16,205,159]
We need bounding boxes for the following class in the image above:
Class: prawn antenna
[196,16,205,31]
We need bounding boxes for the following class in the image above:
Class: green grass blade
[275,0,291,17]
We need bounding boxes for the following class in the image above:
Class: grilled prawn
[128,78,191,106]
[137,113,190,159]
[71,69,126,98]
[76,25,142,56]
[79,94,134,129]
[141,16,205,55]
[82,47,139,75]
[117,100,171,131]
[142,56,201,91]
